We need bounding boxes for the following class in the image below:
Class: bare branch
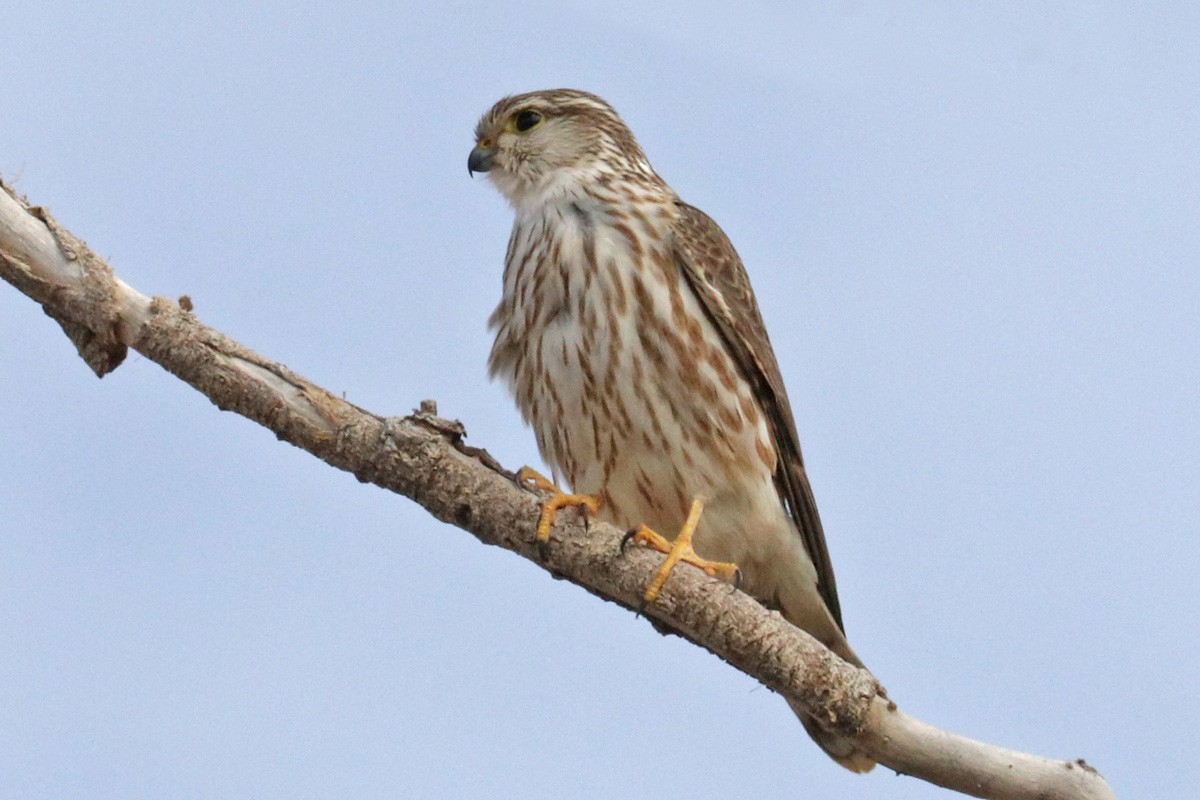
[0,180,1117,800]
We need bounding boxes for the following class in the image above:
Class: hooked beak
[468,143,497,176]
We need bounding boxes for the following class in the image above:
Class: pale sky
[2,4,1197,799]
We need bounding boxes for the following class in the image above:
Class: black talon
[619,530,636,553]
[732,567,744,593]
[619,529,638,554]
[536,538,551,562]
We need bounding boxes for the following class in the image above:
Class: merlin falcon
[469,88,873,772]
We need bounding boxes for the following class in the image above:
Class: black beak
[468,144,497,176]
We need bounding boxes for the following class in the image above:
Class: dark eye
[514,110,542,132]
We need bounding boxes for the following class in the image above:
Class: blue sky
[2,4,1196,798]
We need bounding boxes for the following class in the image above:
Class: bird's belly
[526,308,787,567]
[517,311,821,625]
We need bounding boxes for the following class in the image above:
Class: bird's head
[469,89,662,208]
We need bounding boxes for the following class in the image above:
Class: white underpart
[489,176,823,617]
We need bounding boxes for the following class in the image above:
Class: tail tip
[797,705,876,773]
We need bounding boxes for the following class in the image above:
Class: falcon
[469,88,873,772]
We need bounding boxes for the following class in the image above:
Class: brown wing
[671,200,846,631]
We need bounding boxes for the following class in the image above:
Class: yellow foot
[516,467,601,559]
[620,497,741,605]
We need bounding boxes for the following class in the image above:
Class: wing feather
[670,201,845,630]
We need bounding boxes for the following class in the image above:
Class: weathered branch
[0,179,1116,800]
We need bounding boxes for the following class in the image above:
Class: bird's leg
[516,466,602,559]
[622,497,741,604]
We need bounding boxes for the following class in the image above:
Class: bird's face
[469,89,658,208]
